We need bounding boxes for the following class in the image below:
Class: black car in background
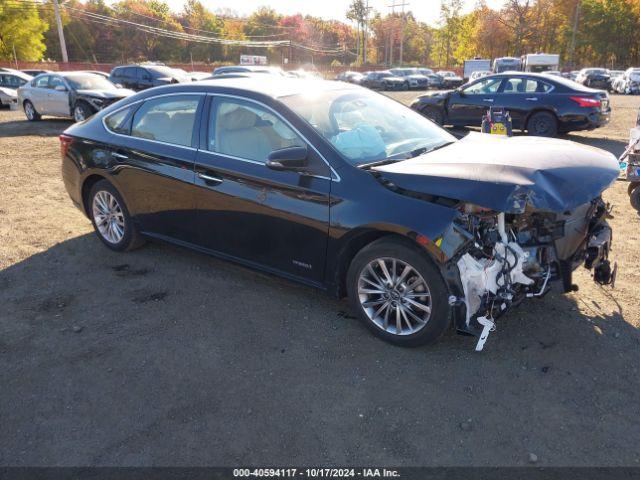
[58,77,618,350]
[575,68,611,90]
[361,71,407,90]
[411,73,610,136]
[109,64,189,91]
[211,65,287,76]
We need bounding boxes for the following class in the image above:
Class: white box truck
[463,58,491,79]
[492,57,521,73]
[521,53,560,73]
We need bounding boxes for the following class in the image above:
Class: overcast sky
[161,0,507,26]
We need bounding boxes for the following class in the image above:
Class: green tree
[0,0,48,61]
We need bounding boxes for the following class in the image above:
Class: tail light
[59,134,73,157]
[570,96,601,108]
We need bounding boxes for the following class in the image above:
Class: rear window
[104,107,132,135]
[130,95,200,147]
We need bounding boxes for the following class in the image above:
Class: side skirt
[141,231,328,293]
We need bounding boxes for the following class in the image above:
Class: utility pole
[387,0,408,67]
[363,0,371,65]
[52,0,69,63]
[568,0,581,69]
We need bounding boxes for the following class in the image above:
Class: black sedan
[575,68,611,90]
[60,77,618,350]
[411,73,611,136]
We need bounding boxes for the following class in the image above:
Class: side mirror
[266,146,309,172]
[54,85,67,92]
[115,83,123,88]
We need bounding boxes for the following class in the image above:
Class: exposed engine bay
[450,198,615,351]
[371,133,621,350]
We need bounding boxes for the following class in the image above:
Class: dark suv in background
[109,64,189,91]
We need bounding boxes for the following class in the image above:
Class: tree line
[1,0,639,69]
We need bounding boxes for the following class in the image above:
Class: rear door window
[104,107,133,135]
[131,95,200,147]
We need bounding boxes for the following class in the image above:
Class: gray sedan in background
[18,72,135,122]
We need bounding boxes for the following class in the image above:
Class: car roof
[190,76,358,98]
[1,69,32,80]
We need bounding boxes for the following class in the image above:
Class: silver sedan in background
[18,72,135,122]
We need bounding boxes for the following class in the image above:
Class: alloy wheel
[25,102,34,120]
[74,105,86,122]
[357,257,432,336]
[92,190,125,244]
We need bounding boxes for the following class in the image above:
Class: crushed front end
[444,199,615,351]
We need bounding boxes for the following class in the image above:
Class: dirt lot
[1,93,640,467]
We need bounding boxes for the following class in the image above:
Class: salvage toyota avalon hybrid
[60,77,619,350]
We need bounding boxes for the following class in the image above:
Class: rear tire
[346,237,450,347]
[630,185,640,212]
[88,180,145,252]
[24,100,41,121]
[421,106,444,125]
[527,111,558,137]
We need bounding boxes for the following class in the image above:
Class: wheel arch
[333,229,443,298]
[81,174,109,217]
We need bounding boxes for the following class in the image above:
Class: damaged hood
[76,89,135,99]
[373,133,619,213]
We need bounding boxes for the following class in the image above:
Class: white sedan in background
[0,70,32,109]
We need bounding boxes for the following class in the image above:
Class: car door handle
[112,152,128,159]
[197,172,223,184]
[526,97,538,101]
[482,98,494,102]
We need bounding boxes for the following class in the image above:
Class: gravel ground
[1,93,640,467]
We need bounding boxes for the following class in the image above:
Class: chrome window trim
[501,76,556,94]
[102,92,206,151]
[206,93,340,182]
[101,90,340,181]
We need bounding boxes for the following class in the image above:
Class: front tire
[24,100,41,121]
[527,111,558,137]
[346,237,450,347]
[421,106,444,125]
[73,102,93,122]
[88,180,144,252]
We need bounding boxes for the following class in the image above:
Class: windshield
[147,66,184,78]
[280,88,456,165]
[64,74,116,90]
